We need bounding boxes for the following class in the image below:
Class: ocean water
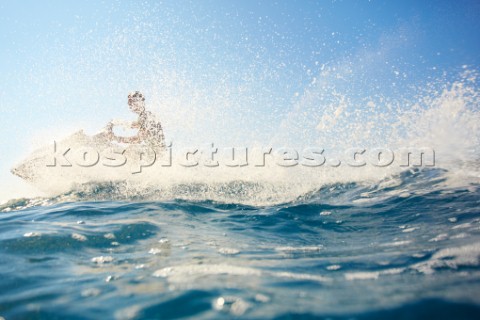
[2,74,480,319]
[3,26,480,320]
[3,2,480,319]
[1,167,480,319]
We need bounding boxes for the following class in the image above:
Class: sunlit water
[1,167,480,319]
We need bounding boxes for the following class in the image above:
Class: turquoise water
[1,169,480,319]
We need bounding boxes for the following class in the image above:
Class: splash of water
[10,67,480,206]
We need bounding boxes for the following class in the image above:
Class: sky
[1,0,479,201]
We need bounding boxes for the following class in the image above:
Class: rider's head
[128,91,145,114]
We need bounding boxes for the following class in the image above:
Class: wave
[3,166,478,212]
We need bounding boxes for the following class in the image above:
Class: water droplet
[213,297,225,310]
[81,288,101,297]
[218,248,240,255]
[72,233,87,241]
[149,248,162,255]
[231,299,250,315]
[158,238,170,244]
[255,293,270,303]
[23,232,40,237]
[326,265,341,271]
[91,256,114,264]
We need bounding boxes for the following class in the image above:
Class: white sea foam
[153,263,330,283]
[412,243,480,274]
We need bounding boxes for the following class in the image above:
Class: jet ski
[11,129,161,193]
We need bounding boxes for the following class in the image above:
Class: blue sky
[1,0,479,200]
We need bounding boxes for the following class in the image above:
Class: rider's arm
[106,123,141,144]
[131,121,141,129]
[110,119,140,130]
